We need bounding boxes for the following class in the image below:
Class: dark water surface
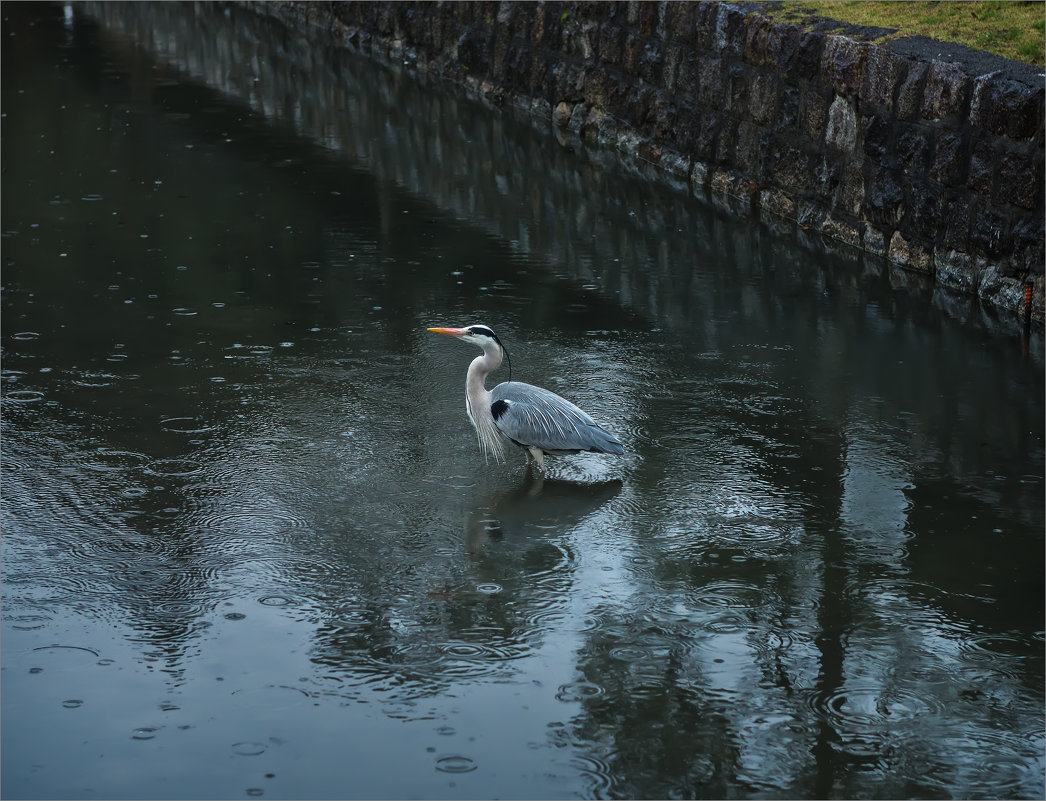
[3,4,1043,799]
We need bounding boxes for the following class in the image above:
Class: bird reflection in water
[465,472,623,554]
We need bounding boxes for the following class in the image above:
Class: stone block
[970,206,1011,258]
[529,4,545,45]
[772,145,813,193]
[710,169,759,213]
[795,30,826,80]
[865,167,905,226]
[673,51,700,100]
[895,61,927,120]
[1011,216,1046,275]
[673,98,701,144]
[815,153,840,194]
[569,62,589,101]
[636,1,660,36]
[577,21,599,60]
[603,71,631,116]
[825,95,857,152]
[710,168,733,196]
[494,2,517,40]
[615,126,642,158]
[821,35,867,97]
[637,139,662,165]
[935,249,985,295]
[660,149,691,180]
[995,149,1041,210]
[796,201,827,230]
[691,160,710,191]
[837,159,865,214]
[581,105,605,145]
[553,100,572,128]
[860,43,907,110]
[778,85,800,129]
[693,2,718,50]
[941,193,972,251]
[862,112,892,160]
[581,62,609,105]
[745,13,772,66]
[979,263,1024,312]
[662,43,683,93]
[662,2,698,43]
[456,28,491,74]
[715,118,740,167]
[599,24,624,64]
[967,140,994,194]
[1028,275,1045,324]
[626,84,655,130]
[767,22,800,73]
[692,113,720,161]
[863,224,887,256]
[724,62,747,113]
[929,131,966,186]
[760,188,797,221]
[568,101,588,133]
[714,3,747,58]
[528,47,551,93]
[735,119,766,174]
[650,92,677,141]
[802,87,831,142]
[595,110,620,147]
[507,41,535,91]
[897,126,930,174]
[697,56,722,105]
[822,215,862,248]
[907,183,942,241]
[639,40,664,85]
[889,230,933,273]
[970,73,1044,140]
[748,72,778,125]
[921,61,969,121]
[529,97,552,122]
[622,31,642,74]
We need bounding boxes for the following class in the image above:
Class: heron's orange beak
[427,327,467,337]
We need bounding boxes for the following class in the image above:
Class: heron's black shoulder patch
[490,399,510,421]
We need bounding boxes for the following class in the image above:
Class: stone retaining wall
[261,1,1044,323]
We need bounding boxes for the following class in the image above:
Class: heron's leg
[526,447,546,474]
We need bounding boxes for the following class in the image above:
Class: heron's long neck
[465,344,504,461]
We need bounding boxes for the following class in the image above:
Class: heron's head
[427,324,503,352]
[428,324,511,379]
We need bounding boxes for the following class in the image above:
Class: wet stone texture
[260,1,1045,324]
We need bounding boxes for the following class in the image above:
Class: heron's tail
[587,425,624,455]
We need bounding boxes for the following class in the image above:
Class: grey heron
[428,324,624,471]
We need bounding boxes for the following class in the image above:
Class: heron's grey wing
[490,382,624,454]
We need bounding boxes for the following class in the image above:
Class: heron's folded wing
[490,382,623,454]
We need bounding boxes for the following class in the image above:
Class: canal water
[3,4,1043,799]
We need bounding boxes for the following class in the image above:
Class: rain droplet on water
[434,755,477,774]
[231,741,267,756]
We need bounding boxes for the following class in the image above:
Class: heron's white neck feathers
[465,345,505,463]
